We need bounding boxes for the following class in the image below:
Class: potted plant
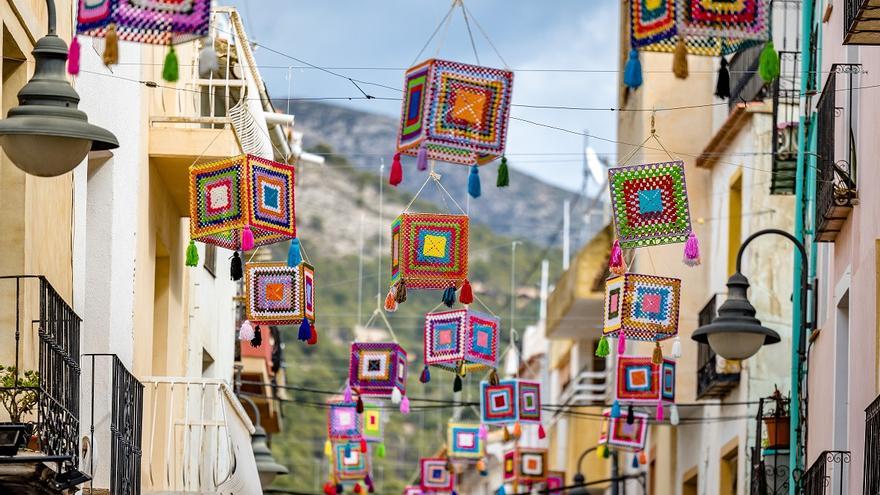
[0,365,39,456]
[762,387,790,449]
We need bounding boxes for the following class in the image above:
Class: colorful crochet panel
[404,487,424,495]
[603,273,681,341]
[397,59,514,166]
[503,447,548,484]
[608,160,693,249]
[600,408,649,452]
[447,422,485,459]
[517,380,542,424]
[245,262,315,326]
[392,213,469,290]
[630,0,769,56]
[348,342,407,398]
[544,471,566,491]
[424,309,499,373]
[615,355,677,405]
[480,380,518,425]
[419,458,454,492]
[190,154,296,250]
[362,402,383,443]
[331,441,371,481]
[76,0,211,44]
[327,399,362,440]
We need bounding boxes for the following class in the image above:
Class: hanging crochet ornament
[613,355,677,422]
[404,487,424,495]
[447,422,486,460]
[348,342,408,406]
[544,471,566,492]
[608,160,699,265]
[503,447,548,490]
[330,440,372,482]
[244,261,316,343]
[389,212,470,307]
[420,458,455,492]
[189,154,298,269]
[601,272,681,356]
[75,0,210,78]
[327,398,363,441]
[424,309,499,391]
[599,407,649,452]
[361,402,386,457]
[394,59,514,191]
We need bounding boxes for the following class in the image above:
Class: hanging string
[459,1,481,65]
[411,2,458,65]
[461,2,510,69]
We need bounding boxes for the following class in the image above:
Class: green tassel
[376,443,386,458]
[496,156,510,187]
[162,46,179,82]
[595,335,610,357]
[186,240,199,267]
[758,41,780,82]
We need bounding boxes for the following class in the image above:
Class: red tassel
[354,483,363,494]
[389,152,403,186]
[538,424,546,439]
[68,37,80,75]
[459,279,474,305]
[360,438,367,453]
[609,239,626,275]
[307,325,319,345]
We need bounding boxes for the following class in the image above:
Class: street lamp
[691,229,811,360]
[238,395,289,488]
[572,446,620,495]
[0,0,118,177]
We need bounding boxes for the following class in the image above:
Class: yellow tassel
[503,426,511,442]
[672,38,688,79]
[103,23,118,66]
[324,439,332,457]
[652,342,663,364]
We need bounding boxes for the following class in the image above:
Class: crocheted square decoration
[327,398,362,440]
[392,213,469,290]
[616,355,677,405]
[77,0,211,44]
[348,342,407,398]
[600,408,649,452]
[331,440,371,480]
[604,273,681,342]
[447,422,485,459]
[420,458,454,491]
[503,447,548,484]
[245,262,315,325]
[480,380,518,425]
[425,309,499,373]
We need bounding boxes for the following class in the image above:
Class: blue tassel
[611,400,621,418]
[468,165,481,198]
[441,287,457,307]
[344,443,352,457]
[624,49,643,90]
[632,454,640,469]
[495,486,506,495]
[288,238,302,267]
[420,365,431,383]
[298,319,311,341]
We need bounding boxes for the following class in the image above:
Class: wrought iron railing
[0,276,83,485]
[749,396,791,495]
[696,296,741,399]
[815,66,858,242]
[729,43,768,111]
[801,450,851,495]
[770,51,800,195]
[865,394,880,495]
[83,354,143,495]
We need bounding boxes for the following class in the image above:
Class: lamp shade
[0,34,118,176]
[691,272,781,360]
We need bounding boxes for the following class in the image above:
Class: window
[720,439,739,495]
[727,173,743,276]
[682,466,698,495]
[203,243,217,277]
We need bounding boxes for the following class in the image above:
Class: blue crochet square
[638,189,664,215]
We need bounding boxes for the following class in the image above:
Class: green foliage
[0,366,39,424]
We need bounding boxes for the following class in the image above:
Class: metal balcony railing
[864,394,880,494]
[749,396,791,495]
[82,354,143,495]
[552,366,608,421]
[844,0,880,45]
[769,52,801,195]
[815,66,859,242]
[0,276,84,488]
[729,43,768,112]
[696,296,741,399]
[801,450,851,495]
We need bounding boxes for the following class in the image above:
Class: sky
[222,0,620,191]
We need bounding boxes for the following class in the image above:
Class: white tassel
[239,320,255,341]
[672,337,682,358]
[391,387,402,404]
[670,404,680,426]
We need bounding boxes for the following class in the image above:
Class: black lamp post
[572,446,620,495]
[0,0,118,177]
[691,229,812,360]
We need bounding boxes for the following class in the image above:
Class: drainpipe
[791,0,816,491]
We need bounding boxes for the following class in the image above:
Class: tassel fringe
[288,238,302,267]
[715,56,730,99]
[595,335,610,357]
[103,24,118,66]
[389,152,403,186]
[186,240,199,267]
[609,239,626,275]
[239,320,254,341]
[683,231,701,266]
[468,165,481,199]
[459,279,474,305]
[240,226,255,251]
[417,143,428,171]
[230,252,243,281]
[496,156,510,187]
[623,49,643,89]
[673,37,689,79]
[68,37,80,76]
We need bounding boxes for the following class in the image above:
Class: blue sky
[222,0,619,191]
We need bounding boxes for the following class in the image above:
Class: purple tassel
[344,384,353,403]
[683,231,701,266]
[656,401,665,421]
[417,142,428,171]
[478,424,488,440]
[609,239,626,275]
[400,395,410,414]
[618,332,626,354]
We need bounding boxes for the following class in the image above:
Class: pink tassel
[389,152,403,186]
[344,384,353,403]
[683,231,701,266]
[241,226,255,251]
[618,332,626,354]
[400,395,410,414]
[417,142,428,171]
[68,37,80,75]
[478,424,488,440]
[538,424,546,439]
[656,401,665,421]
[609,239,626,275]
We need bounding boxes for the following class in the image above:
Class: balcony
[749,395,791,495]
[801,451,851,495]
[140,378,262,494]
[0,276,88,493]
[148,7,293,214]
[815,66,859,242]
[864,394,880,494]
[696,296,741,400]
[553,366,608,419]
[81,354,144,495]
[546,225,612,339]
[236,326,286,434]
[729,43,768,112]
[769,52,801,195]
[844,0,880,44]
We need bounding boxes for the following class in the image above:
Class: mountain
[286,100,575,246]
